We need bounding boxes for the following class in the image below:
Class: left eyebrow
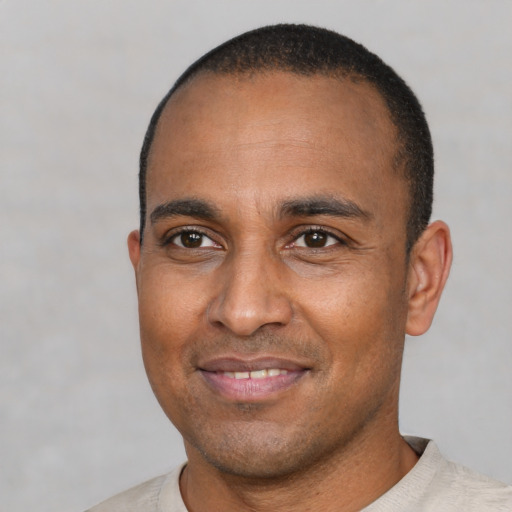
[279,196,372,221]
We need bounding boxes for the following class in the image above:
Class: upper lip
[198,356,311,373]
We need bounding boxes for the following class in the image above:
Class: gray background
[1,1,511,510]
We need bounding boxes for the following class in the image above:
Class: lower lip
[200,370,305,401]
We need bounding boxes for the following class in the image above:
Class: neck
[180,423,418,512]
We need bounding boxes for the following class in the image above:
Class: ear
[405,220,452,336]
[127,229,141,270]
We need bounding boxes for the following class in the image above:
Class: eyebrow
[280,196,371,220]
[150,195,371,225]
[150,198,220,224]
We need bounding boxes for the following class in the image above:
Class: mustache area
[187,330,328,370]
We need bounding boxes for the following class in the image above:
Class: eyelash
[161,227,222,249]
[161,226,346,251]
[289,227,346,249]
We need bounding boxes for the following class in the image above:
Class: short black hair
[139,24,433,250]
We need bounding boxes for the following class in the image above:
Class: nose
[207,249,294,336]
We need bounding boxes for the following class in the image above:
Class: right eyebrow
[150,198,220,224]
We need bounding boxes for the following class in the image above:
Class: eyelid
[286,226,347,248]
[160,226,223,248]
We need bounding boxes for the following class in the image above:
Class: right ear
[127,230,141,270]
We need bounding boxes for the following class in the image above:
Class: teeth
[221,369,288,379]
[250,369,268,379]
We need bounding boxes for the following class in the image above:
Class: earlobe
[127,230,141,270]
[406,221,452,336]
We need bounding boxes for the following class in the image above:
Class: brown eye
[304,231,328,247]
[180,232,203,248]
[294,230,339,248]
[171,230,219,249]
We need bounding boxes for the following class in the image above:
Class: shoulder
[410,437,512,511]
[429,455,512,511]
[84,465,185,512]
[365,437,512,512]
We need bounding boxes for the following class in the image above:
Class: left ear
[405,220,453,336]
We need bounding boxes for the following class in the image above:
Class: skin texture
[128,72,452,511]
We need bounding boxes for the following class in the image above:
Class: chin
[186,423,330,480]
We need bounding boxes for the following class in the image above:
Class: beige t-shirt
[86,437,512,512]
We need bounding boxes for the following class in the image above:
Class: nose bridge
[208,242,293,336]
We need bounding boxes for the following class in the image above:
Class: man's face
[130,72,413,478]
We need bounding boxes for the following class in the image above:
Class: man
[87,24,512,511]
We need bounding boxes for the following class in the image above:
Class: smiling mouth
[198,357,309,400]
[218,368,291,379]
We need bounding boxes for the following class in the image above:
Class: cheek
[297,261,408,364]
[303,275,407,423]
[138,265,208,340]
[136,273,201,428]
[136,267,209,392]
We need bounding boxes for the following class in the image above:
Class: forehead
[154,71,397,156]
[146,71,405,224]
